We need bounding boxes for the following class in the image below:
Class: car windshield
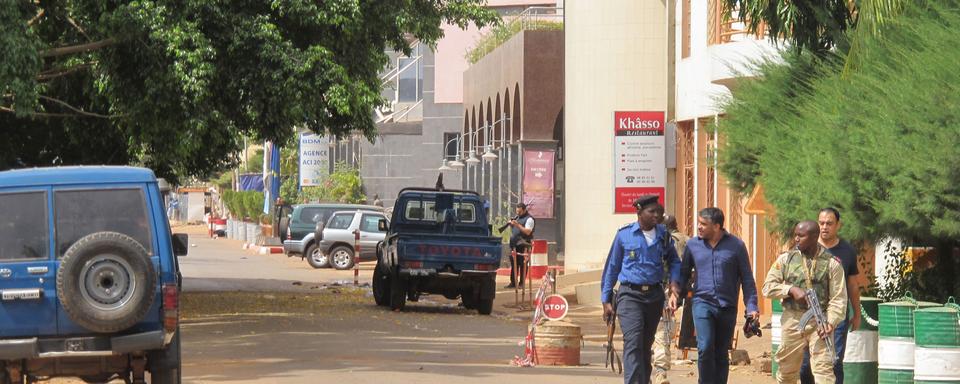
[0,191,49,260]
[55,188,153,257]
[327,213,354,230]
[401,199,478,224]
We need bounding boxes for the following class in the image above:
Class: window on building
[397,44,423,102]
[443,132,460,160]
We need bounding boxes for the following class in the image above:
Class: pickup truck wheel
[372,261,390,306]
[305,243,330,269]
[148,329,182,384]
[330,246,355,270]
[477,297,494,315]
[389,272,406,311]
[57,232,156,333]
[461,291,477,310]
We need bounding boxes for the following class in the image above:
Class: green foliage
[466,18,560,64]
[722,0,855,56]
[717,0,960,246]
[873,241,960,303]
[243,148,264,174]
[211,171,232,191]
[312,162,365,204]
[0,1,498,183]
[222,189,264,221]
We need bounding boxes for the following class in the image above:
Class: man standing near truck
[505,202,535,289]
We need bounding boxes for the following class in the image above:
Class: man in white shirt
[506,203,535,288]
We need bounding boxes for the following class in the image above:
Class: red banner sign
[522,149,555,219]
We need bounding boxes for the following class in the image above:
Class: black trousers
[618,284,665,384]
[509,244,528,285]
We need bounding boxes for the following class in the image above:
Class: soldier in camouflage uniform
[651,215,689,384]
[762,221,847,384]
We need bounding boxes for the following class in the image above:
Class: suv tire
[461,290,477,310]
[330,246,355,270]
[57,232,156,333]
[372,260,390,306]
[477,297,494,315]
[148,329,182,384]
[305,243,329,269]
[389,272,406,311]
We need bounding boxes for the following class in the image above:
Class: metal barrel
[532,320,581,366]
[913,298,960,383]
[772,298,783,377]
[845,297,881,384]
[878,296,939,384]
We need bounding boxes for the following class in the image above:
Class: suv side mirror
[378,219,388,232]
[172,233,189,257]
[315,222,325,241]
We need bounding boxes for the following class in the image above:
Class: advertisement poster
[299,133,329,187]
[613,111,666,213]
[522,149,555,219]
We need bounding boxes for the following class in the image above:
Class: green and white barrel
[913,298,960,383]
[878,294,939,384]
[772,298,783,377]
[845,297,882,383]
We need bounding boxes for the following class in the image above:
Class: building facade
[562,0,793,313]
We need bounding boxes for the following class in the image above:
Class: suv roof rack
[398,187,479,196]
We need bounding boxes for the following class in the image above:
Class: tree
[722,0,906,56]
[717,0,960,300]
[0,1,498,182]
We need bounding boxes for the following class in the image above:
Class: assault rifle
[604,290,623,374]
[498,215,519,233]
[795,289,837,365]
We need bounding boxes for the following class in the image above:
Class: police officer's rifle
[604,289,623,374]
[498,215,520,232]
[795,289,837,365]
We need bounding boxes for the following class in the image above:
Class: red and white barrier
[528,240,548,280]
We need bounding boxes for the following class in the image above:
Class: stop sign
[541,294,569,321]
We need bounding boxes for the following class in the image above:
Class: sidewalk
[490,273,777,384]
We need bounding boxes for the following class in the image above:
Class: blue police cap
[633,195,660,211]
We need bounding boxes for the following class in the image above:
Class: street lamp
[438,158,453,171]
[481,145,498,162]
[465,150,480,165]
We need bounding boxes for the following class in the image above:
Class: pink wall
[434,24,484,104]
[433,1,559,104]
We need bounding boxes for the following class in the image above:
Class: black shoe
[504,284,516,289]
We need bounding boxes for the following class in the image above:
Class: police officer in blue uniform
[602,195,682,384]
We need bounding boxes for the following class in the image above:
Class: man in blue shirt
[679,207,759,384]
[602,195,682,384]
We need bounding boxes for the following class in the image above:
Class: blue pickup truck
[372,188,502,314]
[0,167,186,383]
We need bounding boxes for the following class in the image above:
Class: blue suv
[0,167,187,383]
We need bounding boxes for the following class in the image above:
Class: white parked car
[311,210,388,270]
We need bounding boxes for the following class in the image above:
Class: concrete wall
[564,0,669,272]
[462,30,564,246]
[361,48,463,208]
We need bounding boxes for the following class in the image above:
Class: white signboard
[613,111,666,213]
[299,133,329,187]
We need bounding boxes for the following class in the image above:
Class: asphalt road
[174,228,626,384]
[41,226,773,384]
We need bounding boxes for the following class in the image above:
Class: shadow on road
[180,291,614,383]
